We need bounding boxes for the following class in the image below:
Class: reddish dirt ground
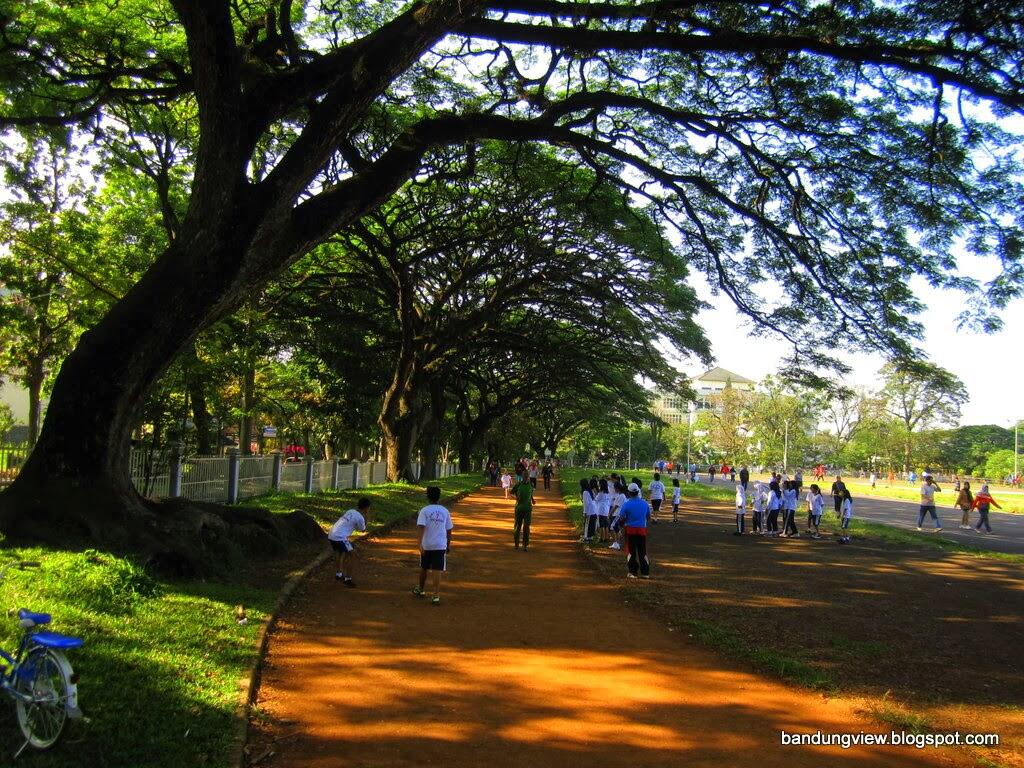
[249,482,974,768]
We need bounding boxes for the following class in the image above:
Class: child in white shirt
[329,497,369,586]
[782,481,799,537]
[500,470,512,499]
[806,484,824,538]
[647,473,666,524]
[596,479,612,542]
[608,482,627,550]
[752,482,765,533]
[671,478,681,522]
[839,489,854,543]
[734,483,747,535]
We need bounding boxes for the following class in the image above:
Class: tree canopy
[1,0,1022,570]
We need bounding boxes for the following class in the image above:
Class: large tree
[880,361,969,472]
[1,0,1022,569]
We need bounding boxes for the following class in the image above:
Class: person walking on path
[328,497,369,586]
[413,486,453,605]
[542,462,553,489]
[830,475,847,517]
[616,482,651,578]
[647,472,666,524]
[971,484,1001,534]
[916,474,943,532]
[513,473,535,550]
[955,481,974,529]
[529,460,539,488]
[500,468,512,499]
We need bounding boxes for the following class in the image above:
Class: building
[653,367,755,424]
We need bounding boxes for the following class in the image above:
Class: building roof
[695,366,754,385]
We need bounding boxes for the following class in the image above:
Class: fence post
[352,461,360,488]
[331,457,340,490]
[227,449,241,504]
[304,455,315,493]
[367,461,375,486]
[168,443,184,498]
[271,451,283,491]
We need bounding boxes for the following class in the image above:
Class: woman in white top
[839,489,854,543]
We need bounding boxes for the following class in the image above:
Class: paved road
[684,475,1024,555]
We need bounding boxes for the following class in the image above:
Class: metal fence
[0,443,459,503]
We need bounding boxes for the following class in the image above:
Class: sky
[669,270,1023,428]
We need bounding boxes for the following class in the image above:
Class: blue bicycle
[0,561,84,756]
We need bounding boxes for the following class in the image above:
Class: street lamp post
[783,418,790,471]
[685,402,695,475]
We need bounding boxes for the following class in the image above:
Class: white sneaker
[609,542,621,550]
[916,527,923,531]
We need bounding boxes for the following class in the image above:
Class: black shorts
[598,515,609,528]
[651,499,662,512]
[330,539,354,554]
[420,550,447,571]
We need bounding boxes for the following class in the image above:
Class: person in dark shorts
[513,474,535,550]
[830,475,847,516]
[412,486,453,605]
[328,497,369,586]
[542,462,553,489]
[616,483,651,578]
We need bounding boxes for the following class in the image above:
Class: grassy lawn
[558,467,1024,764]
[0,474,479,768]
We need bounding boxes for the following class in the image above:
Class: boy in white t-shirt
[734,483,747,535]
[328,497,370,587]
[413,486,453,605]
[806,484,825,538]
[500,470,512,499]
[671,478,681,522]
[751,482,765,534]
[647,473,665,524]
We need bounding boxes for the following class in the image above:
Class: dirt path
[251,481,966,768]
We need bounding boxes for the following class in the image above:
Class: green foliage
[982,449,1018,480]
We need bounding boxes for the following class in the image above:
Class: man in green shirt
[513,476,535,551]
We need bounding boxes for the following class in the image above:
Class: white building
[653,367,755,424]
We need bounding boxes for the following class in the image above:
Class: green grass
[864,701,933,734]
[0,474,479,768]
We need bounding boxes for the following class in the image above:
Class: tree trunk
[240,363,256,456]
[458,430,474,474]
[26,356,44,449]
[0,197,312,575]
[189,373,213,455]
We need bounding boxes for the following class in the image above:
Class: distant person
[830,475,847,517]
[708,464,716,483]
[513,473,535,550]
[916,474,943,532]
[413,486,453,605]
[581,478,598,541]
[953,474,962,493]
[971,484,1001,534]
[608,481,627,551]
[793,469,803,493]
[734,482,747,535]
[616,483,651,578]
[766,480,781,536]
[671,477,681,522]
[739,466,750,490]
[529,461,539,488]
[806,484,824,539]
[328,497,369,586]
[887,469,895,486]
[869,471,877,489]
[838,488,853,543]
[955,481,973,529]
[782,480,799,537]
[542,462,553,490]
[500,469,512,499]
[647,472,665,524]
[596,479,612,543]
[689,462,697,482]
[751,481,766,534]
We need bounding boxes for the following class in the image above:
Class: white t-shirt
[752,486,765,512]
[610,492,626,517]
[920,483,936,505]
[417,504,453,551]
[329,509,366,542]
[808,493,824,516]
[735,486,746,511]
[842,498,854,519]
[672,486,681,504]
[583,490,596,516]
[648,480,665,500]
[500,473,512,489]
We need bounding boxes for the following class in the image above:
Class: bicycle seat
[17,609,51,626]
[29,632,83,650]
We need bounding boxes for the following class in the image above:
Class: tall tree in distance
[881,362,968,473]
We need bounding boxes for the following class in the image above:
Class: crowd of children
[741,473,854,543]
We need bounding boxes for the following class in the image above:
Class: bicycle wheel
[14,648,71,749]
